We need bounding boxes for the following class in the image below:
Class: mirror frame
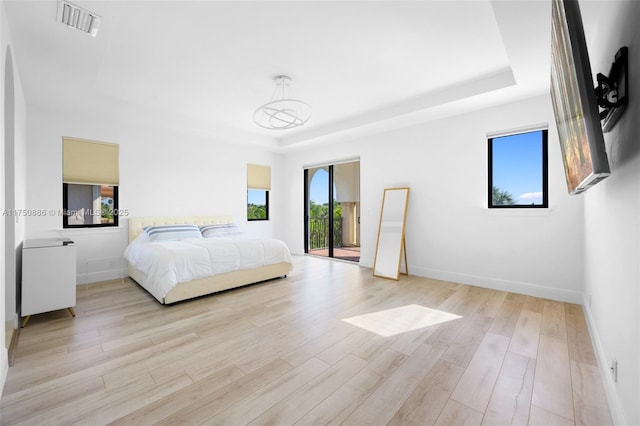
[373,187,410,280]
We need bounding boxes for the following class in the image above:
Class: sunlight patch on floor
[342,304,462,337]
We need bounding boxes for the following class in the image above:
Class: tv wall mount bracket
[595,46,628,133]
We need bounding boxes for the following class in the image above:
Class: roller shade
[247,164,271,190]
[63,137,119,185]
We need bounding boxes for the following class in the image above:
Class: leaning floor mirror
[373,187,410,280]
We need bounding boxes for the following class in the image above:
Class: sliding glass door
[333,162,360,261]
[304,160,360,262]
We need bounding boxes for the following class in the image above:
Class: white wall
[24,104,284,284]
[334,161,360,203]
[580,1,640,424]
[1,0,28,396]
[282,94,585,303]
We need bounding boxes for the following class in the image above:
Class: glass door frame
[304,159,360,261]
[304,165,334,258]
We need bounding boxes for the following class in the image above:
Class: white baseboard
[408,265,583,304]
[76,267,126,285]
[328,257,582,304]
[359,256,373,268]
[582,298,627,426]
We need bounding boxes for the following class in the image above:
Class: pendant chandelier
[253,75,311,130]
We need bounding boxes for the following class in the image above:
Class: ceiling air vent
[56,0,101,37]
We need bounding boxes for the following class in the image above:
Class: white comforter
[124,234,293,299]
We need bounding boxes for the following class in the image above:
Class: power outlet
[610,357,618,382]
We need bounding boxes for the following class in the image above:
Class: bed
[125,216,293,304]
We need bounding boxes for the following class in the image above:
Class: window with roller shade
[247,164,270,221]
[62,137,119,228]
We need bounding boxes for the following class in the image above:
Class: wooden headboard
[128,216,235,242]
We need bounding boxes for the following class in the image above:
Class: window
[247,164,270,221]
[488,128,548,208]
[247,189,269,221]
[63,137,119,228]
[63,184,119,227]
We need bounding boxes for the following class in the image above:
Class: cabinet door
[22,245,76,316]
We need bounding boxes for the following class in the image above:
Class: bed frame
[127,216,292,304]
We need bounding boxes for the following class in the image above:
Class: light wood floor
[0,255,612,425]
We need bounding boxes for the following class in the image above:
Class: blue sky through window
[491,131,544,205]
[308,168,339,205]
[247,189,266,205]
[310,168,329,204]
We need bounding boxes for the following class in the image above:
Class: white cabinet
[21,238,76,327]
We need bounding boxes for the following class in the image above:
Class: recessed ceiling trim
[56,0,101,37]
[278,67,517,148]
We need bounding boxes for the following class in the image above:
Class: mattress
[125,233,293,301]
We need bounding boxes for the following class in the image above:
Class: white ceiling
[4,0,552,150]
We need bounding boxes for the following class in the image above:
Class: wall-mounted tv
[550,0,610,195]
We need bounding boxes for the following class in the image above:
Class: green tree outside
[101,201,114,223]
[492,186,516,205]
[248,204,267,220]
[309,200,343,249]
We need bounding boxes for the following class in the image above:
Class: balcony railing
[309,217,343,250]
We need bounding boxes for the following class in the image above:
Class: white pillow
[199,223,243,238]
[143,224,202,242]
